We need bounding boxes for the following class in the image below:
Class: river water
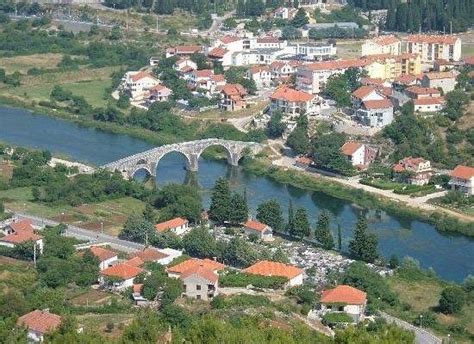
[0,106,473,282]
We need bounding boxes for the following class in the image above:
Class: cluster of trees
[308,26,367,40]
[385,0,474,33]
[311,130,355,176]
[50,86,92,116]
[314,6,369,27]
[224,67,257,95]
[209,178,248,226]
[323,67,365,108]
[286,115,310,155]
[154,183,202,223]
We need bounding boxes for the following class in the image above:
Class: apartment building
[405,35,462,66]
[270,86,316,115]
[363,53,422,80]
[362,35,401,56]
[421,72,457,93]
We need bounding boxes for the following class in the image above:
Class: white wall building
[243,260,304,288]
[362,35,401,56]
[155,217,189,236]
[320,285,367,323]
[449,165,474,195]
[356,98,394,128]
[122,71,160,100]
[421,72,457,93]
[405,34,462,65]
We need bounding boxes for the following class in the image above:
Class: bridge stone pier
[102,138,263,179]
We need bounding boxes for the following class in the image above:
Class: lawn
[70,289,113,306]
[0,53,64,73]
[76,313,135,338]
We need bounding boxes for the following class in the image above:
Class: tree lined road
[14,213,145,253]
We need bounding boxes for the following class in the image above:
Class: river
[0,106,473,282]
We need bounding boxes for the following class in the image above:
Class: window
[183,284,187,291]
[196,285,201,290]
[196,295,201,300]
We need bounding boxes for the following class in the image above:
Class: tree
[209,178,232,225]
[119,214,156,243]
[438,286,466,314]
[337,224,342,251]
[267,111,286,138]
[154,184,202,223]
[286,200,295,233]
[291,8,308,28]
[223,17,237,30]
[348,217,378,263]
[143,203,156,223]
[182,227,220,259]
[443,89,469,121]
[389,255,399,269]
[190,53,209,70]
[256,200,284,232]
[229,192,248,225]
[291,208,310,238]
[314,212,334,250]
[223,237,259,268]
[286,115,310,155]
[272,247,290,263]
[281,26,302,40]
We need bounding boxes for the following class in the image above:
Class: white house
[292,42,337,61]
[188,69,226,94]
[147,84,173,103]
[17,310,62,343]
[351,85,386,108]
[129,247,170,265]
[155,217,189,236]
[243,260,304,288]
[100,261,145,290]
[272,7,297,20]
[180,266,219,301]
[155,248,183,265]
[320,285,367,323]
[246,65,272,88]
[449,165,474,195]
[340,142,377,169]
[88,246,118,271]
[392,157,433,185]
[243,219,273,241]
[0,219,44,254]
[270,86,316,115]
[421,72,457,93]
[362,35,401,56]
[122,71,160,100]
[356,98,394,128]
[173,58,198,75]
[413,97,445,113]
[270,60,301,82]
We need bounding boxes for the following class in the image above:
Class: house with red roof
[87,246,118,270]
[243,219,273,241]
[449,165,474,195]
[188,69,226,95]
[270,60,301,82]
[362,35,401,56]
[421,71,457,93]
[243,260,304,287]
[173,58,198,76]
[320,285,367,322]
[413,97,445,113]
[165,45,202,58]
[179,265,219,301]
[219,84,248,111]
[340,142,377,169]
[351,85,386,108]
[155,217,189,236]
[356,97,394,128]
[393,157,433,185]
[270,86,316,115]
[147,84,173,104]
[405,86,441,99]
[122,70,161,100]
[17,309,62,342]
[100,260,145,290]
[129,247,170,265]
[246,65,272,88]
[0,219,44,254]
[167,258,225,279]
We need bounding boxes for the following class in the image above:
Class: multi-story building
[180,266,219,301]
[291,42,337,61]
[270,60,302,82]
[449,165,474,195]
[296,59,368,94]
[187,69,226,94]
[173,58,198,76]
[121,71,160,100]
[219,84,248,111]
[363,53,422,80]
[270,86,316,115]
[356,98,394,128]
[246,66,272,88]
[147,84,173,103]
[392,157,433,185]
[362,35,401,56]
[421,72,457,93]
[340,142,377,169]
[405,35,462,66]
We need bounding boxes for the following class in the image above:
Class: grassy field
[336,40,363,59]
[0,187,145,235]
[76,313,135,339]
[0,53,64,73]
[387,275,474,343]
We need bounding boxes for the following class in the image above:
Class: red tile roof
[131,71,154,82]
[149,84,171,93]
[406,34,459,45]
[155,217,188,233]
[8,219,34,232]
[130,248,168,262]
[413,97,444,106]
[362,98,393,110]
[222,84,247,97]
[125,256,145,267]
[220,36,241,44]
[464,56,474,65]
[321,285,367,305]
[296,156,312,165]
[360,77,385,86]
[395,74,417,85]
[370,35,400,46]
[17,310,61,334]
[133,283,143,294]
[244,219,269,232]
[180,265,218,284]
[167,258,225,275]
[341,142,363,156]
[210,74,226,82]
[352,85,377,100]
[257,37,280,44]
[424,72,456,80]
[305,59,368,71]
[89,246,117,262]
[450,165,474,180]
[208,47,228,58]
[394,157,429,172]
[243,260,303,280]
[250,65,270,74]
[406,86,441,95]
[1,230,42,244]
[101,262,144,280]
[270,87,313,102]
[193,69,214,78]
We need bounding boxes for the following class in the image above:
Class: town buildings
[340,142,377,169]
[246,65,272,88]
[100,261,145,290]
[392,157,433,185]
[180,265,219,301]
[413,97,445,113]
[449,165,474,195]
[362,35,401,56]
[17,310,62,342]
[405,86,442,100]
[270,86,317,115]
[166,45,202,58]
[364,53,422,80]
[148,84,173,103]
[421,72,457,93]
[243,260,304,287]
[129,247,171,265]
[320,285,367,323]
[121,71,161,100]
[187,69,226,95]
[243,219,273,241]
[219,84,248,111]
[155,217,189,236]
[167,258,225,279]
[356,98,394,128]
[405,35,462,66]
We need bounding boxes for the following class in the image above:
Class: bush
[219,271,288,289]
[438,286,466,314]
[322,312,353,326]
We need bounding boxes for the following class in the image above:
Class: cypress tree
[348,217,378,263]
[209,178,232,225]
[337,224,342,251]
[314,212,334,250]
[292,208,310,239]
[286,199,294,233]
[229,192,248,225]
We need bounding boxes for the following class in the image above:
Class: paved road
[14,213,144,253]
[380,311,442,344]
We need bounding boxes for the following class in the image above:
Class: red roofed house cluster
[219,84,248,111]
[449,165,474,195]
[270,86,316,115]
[243,219,273,241]
[243,260,304,288]
[351,85,394,128]
[155,217,189,236]
[122,71,161,100]
[0,219,44,254]
[87,246,118,270]
[320,285,367,323]
[187,69,226,95]
[392,157,433,185]
[100,258,147,291]
[17,309,62,342]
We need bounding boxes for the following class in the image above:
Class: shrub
[438,286,466,314]
[322,312,353,326]
[219,271,288,289]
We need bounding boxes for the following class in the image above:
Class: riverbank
[241,158,474,238]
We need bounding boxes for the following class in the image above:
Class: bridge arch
[196,142,235,167]
[130,165,153,179]
[154,150,193,173]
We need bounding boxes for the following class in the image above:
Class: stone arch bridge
[102,138,263,178]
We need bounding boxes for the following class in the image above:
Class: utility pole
[100,221,104,235]
[145,231,148,246]
[450,21,452,35]
[33,243,37,267]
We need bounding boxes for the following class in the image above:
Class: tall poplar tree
[348,217,378,263]
[314,212,334,250]
[209,178,231,225]
[292,208,310,238]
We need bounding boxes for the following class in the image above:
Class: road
[14,213,144,253]
[379,311,442,344]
